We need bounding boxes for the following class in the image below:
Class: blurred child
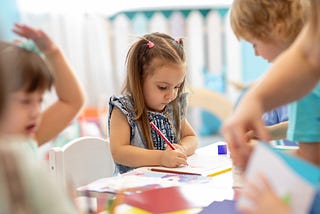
[229,0,308,189]
[0,42,10,115]
[223,0,320,212]
[228,0,320,167]
[108,33,198,174]
[0,23,85,154]
[0,42,78,214]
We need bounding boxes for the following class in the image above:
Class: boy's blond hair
[230,0,308,43]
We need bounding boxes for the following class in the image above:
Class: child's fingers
[253,119,270,142]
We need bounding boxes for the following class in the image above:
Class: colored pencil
[150,121,175,150]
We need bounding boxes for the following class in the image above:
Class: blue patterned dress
[108,93,187,174]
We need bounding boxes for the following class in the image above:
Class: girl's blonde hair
[230,0,307,43]
[122,32,186,149]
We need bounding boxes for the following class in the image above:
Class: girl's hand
[172,144,187,155]
[160,149,187,168]
[12,23,58,55]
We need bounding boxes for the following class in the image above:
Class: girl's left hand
[12,23,58,55]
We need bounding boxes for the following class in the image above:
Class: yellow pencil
[208,167,232,177]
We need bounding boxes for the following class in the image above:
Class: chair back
[48,136,115,188]
[187,88,233,121]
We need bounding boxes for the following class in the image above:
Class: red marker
[150,121,175,150]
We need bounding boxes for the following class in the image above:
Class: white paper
[238,143,318,214]
[150,142,232,176]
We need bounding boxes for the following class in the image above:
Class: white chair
[48,136,115,188]
[187,88,233,122]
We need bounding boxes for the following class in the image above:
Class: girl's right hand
[160,149,187,168]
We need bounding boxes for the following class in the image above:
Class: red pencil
[150,121,175,150]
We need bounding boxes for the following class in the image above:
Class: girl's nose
[166,89,176,101]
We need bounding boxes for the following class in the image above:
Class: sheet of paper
[77,169,213,194]
[199,200,242,214]
[77,175,164,193]
[150,142,232,176]
[238,142,320,214]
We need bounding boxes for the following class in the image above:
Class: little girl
[0,42,78,214]
[0,23,85,153]
[108,32,198,174]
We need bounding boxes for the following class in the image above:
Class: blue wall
[241,41,270,84]
[0,0,20,40]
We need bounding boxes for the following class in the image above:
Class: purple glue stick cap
[218,144,227,155]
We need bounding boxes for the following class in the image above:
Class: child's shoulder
[109,94,135,115]
[109,94,133,106]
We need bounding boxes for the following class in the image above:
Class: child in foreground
[0,42,78,214]
[223,0,320,213]
[0,23,85,154]
[229,0,308,190]
[108,33,198,174]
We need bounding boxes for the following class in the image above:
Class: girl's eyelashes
[157,84,181,91]
[157,85,168,90]
[174,84,182,89]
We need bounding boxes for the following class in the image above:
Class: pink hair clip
[147,40,154,48]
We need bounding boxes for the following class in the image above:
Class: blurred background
[1,0,271,148]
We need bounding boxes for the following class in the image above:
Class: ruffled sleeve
[108,95,137,136]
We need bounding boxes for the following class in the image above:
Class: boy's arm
[266,121,288,140]
[246,121,288,141]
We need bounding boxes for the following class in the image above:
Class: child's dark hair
[123,32,186,149]
[0,42,53,94]
[0,42,11,116]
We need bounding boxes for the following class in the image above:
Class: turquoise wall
[0,0,20,40]
[241,41,270,84]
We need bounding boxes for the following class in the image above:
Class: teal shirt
[287,83,320,142]
[0,140,77,214]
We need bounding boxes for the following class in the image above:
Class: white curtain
[20,7,239,109]
[20,12,116,107]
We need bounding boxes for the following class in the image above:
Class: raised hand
[12,23,58,55]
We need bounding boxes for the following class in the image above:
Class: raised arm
[222,23,320,169]
[13,23,85,145]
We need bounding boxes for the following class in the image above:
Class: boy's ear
[274,22,287,40]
